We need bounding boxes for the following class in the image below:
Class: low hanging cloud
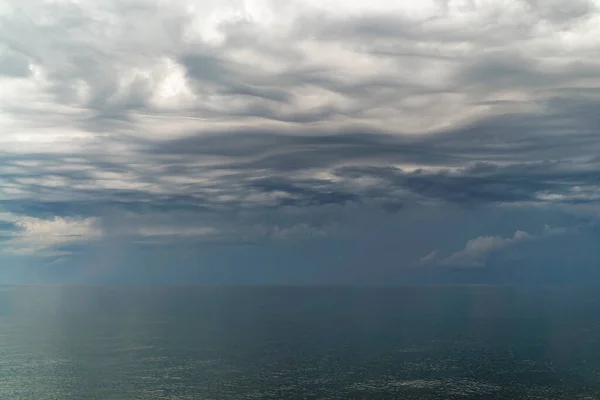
[421,224,577,267]
[441,230,533,267]
[0,213,102,256]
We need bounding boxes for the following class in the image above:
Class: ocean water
[1,286,600,399]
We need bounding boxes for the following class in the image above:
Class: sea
[1,285,599,399]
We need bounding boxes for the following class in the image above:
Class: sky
[1,0,600,285]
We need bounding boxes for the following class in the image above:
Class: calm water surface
[1,286,600,399]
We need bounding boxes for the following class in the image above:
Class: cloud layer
[2,0,600,276]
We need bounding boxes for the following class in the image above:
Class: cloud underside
[2,0,600,260]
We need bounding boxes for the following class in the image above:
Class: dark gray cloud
[4,104,600,217]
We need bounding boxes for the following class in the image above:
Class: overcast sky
[2,0,600,284]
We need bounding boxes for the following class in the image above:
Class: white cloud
[0,0,598,154]
[421,224,577,267]
[442,230,532,267]
[0,213,102,255]
[2,0,600,153]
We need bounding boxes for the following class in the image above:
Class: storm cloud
[2,0,600,282]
